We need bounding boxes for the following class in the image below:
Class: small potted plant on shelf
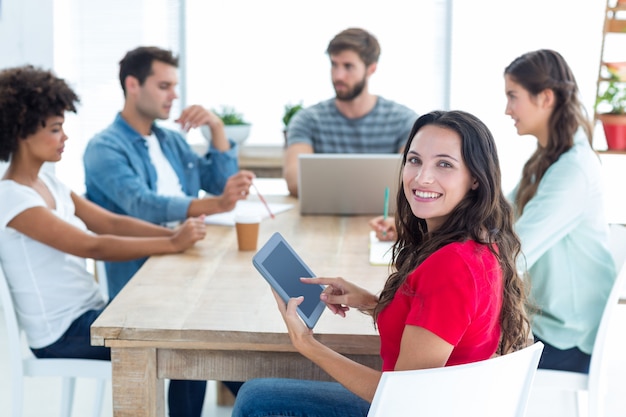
[201,105,251,145]
[595,63,626,151]
[282,102,303,146]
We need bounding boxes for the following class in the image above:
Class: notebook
[298,153,402,215]
[369,231,394,266]
[203,200,293,226]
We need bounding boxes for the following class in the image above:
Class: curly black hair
[0,65,79,161]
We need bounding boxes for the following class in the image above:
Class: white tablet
[252,232,326,328]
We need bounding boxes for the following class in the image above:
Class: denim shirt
[83,113,239,298]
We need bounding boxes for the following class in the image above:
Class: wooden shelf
[595,149,626,154]
[595,0,626,152]
[597,76,623,83]
[608,3,626,11]
[607,18,626,32]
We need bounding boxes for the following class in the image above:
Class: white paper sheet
[203,200,294,226]
[369,231,394,266]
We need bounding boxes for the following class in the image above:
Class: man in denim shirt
[83,46,250,417]
[84,46,254,300]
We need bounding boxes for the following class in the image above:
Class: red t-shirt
[377,240,503,371]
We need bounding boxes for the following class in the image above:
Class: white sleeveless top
[0,172,105,348]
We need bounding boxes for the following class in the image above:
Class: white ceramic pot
[201,124,251,145]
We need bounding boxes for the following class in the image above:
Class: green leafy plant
[212,105,249,125]
[282,102,303,128]
[595,80,626,115]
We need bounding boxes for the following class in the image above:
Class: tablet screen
[258,240,321,317]
[253,232,326,328]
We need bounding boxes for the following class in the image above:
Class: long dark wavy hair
[373,110,529,354]
[505,49,593,215]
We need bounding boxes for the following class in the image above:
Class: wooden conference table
[91,194,387,417]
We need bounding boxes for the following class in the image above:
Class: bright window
[183,0,450,147]
[49,0,612,204]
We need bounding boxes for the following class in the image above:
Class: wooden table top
[91,194,389,357]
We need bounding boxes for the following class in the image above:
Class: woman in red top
[232,110,529,417]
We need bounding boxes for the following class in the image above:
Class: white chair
[528,257,626,417]
[93,260,109,303]
[367,342,544,417]
[0,264,111,417]
[608,224,626,262]
[609,223,626,300]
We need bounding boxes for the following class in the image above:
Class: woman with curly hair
[0,65,208,417]
[232,110,530,417]
[504,49,616,373]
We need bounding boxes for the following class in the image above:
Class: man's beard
[334,77,366,102]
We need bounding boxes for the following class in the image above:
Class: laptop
[298,153,402,215]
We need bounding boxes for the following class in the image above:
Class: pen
[252,182,275,219]
[382,186,389,237]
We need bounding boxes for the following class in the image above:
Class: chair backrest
[0,263,27,386]
[609,223,626,300]
[609,223,626,269]
[1,261,112,417]
[587,258,626,416]
[367,342,544,417]
[529,228,626,417]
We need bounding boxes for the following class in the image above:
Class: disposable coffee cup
[235,214,261,251]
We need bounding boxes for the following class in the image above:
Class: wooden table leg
[217,381,236,406]
[111,347,165,417]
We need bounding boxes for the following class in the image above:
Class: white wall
[0,0,54,69]
[449,0,606,192]
[0,0,180,194]
[0,0,56,178]
[51,0,180,195]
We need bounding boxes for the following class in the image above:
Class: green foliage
[595,80,626,115]
[282,102,303,127]
[212,105,248,125]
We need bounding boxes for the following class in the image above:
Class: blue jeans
[231,378,371,417]
[31,308,208,417]
[533,334,591,374]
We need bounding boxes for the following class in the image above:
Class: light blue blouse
[510,129,616,354]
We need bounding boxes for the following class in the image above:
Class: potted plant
[282,102,303,145]
[201,105,251,145]
[595,63,626,151]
